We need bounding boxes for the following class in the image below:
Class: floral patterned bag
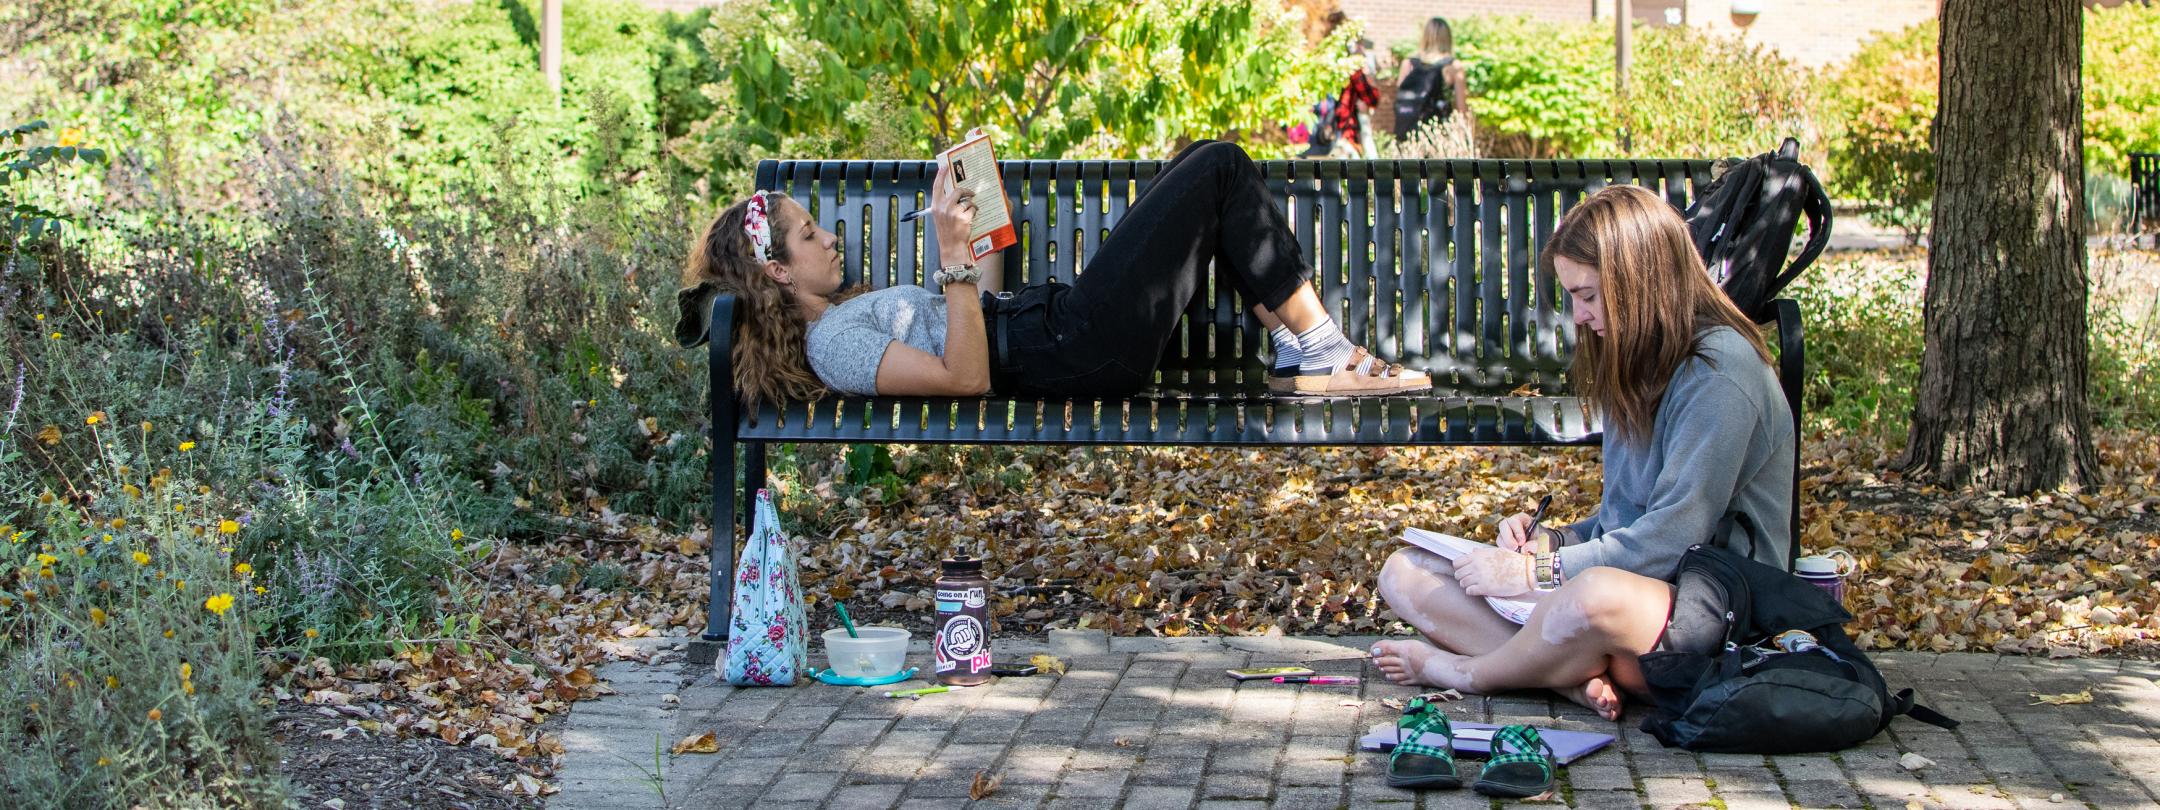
[721,489,806,686]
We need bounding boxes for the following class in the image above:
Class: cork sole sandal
[1291,347,1432,397]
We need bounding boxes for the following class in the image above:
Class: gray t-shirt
[1558,325,1796,577]
[806,285,949,395]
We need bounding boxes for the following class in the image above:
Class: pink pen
[1273,675,1360,685]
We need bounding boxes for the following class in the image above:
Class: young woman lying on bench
[673,140,1429,404]
[1370,185,1797,721]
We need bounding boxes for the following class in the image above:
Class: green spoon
[835,602,860,638]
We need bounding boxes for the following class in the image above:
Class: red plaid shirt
[1333,70,1379,145]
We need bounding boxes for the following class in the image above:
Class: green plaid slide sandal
[1385,697,1462,790]
[1472,724,1557,798]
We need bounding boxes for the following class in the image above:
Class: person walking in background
[1392,17,1473,142]
[1332,35,1383,159]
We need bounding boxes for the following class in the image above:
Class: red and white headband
[743,190,775,264]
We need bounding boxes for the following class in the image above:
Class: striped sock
[1295,320,1355,376]
[1269,325,1303,374]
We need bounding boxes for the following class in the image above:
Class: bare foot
[1369,639,1473,691]
[1560,673,1623,721]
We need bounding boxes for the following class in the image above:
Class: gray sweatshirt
[805,285,948,395]
[1557,325,1795,579]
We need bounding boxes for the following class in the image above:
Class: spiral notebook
[1359,721,1615,765]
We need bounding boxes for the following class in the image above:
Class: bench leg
[689,439,770,668]
[691,419,740,665]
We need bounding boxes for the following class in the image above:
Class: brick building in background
[1345,0,2142,69]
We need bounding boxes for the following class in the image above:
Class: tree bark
[1899,0,2100,493]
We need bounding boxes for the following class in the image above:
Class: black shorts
[1655,579,1731,655]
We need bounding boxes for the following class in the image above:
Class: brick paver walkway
[548,633,2160,809]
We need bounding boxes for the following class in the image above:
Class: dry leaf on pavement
[2029,690,2093,705]
[1029,654,1067,675]
[671,731,719,755]
[969,770,1002,800]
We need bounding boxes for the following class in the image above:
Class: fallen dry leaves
[671,732,720,754]
[261,419,2154,795]
[2029,690,2094,706]
[969,770,1002,800]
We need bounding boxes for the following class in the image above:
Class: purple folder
[1359,721,1616,766]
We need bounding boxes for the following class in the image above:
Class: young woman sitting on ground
[673,140,1429,404]
[1369,184,1796,721]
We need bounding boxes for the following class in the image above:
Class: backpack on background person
[1392,56,1456,139]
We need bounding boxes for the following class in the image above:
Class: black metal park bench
[685,157,1807,663]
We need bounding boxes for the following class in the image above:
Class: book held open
[1399,528,1537,625]
[939,130,1016,261]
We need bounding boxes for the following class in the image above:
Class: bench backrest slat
[755,158,1717,396]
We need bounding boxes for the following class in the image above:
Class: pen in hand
[1526,493,1553,551]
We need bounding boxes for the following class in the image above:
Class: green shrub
[1454,15,1615,158]
[2083,5,2160,173]
[1621,26,1814,161]
[1453,17,1813,161]
[1823,20,1937,241]
[1823,7,2160,238]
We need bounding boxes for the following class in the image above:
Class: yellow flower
[184,681,195,695]
[37,568,53,579]
[123,484,141,499]
[450,528,464,541]
[90,607,107,627]
[174,579,185,591]
[36,554,57,566]
[203,593,233,616]
[234,563,252,575]
[131,551,149,566]
[179,662,191,680]
[304,628,319,639]
[37,490,55,504]
[56,127,83,147]
[174,504,185,513]
[196,485,210,495]
[96,757,109,767]
[146,708,161,721]
[49,331,60,340]
[32,313,42,321]
[218,520,238,535]
[253,586,265,595]
[162,629,173,639]
[106,675,117,689]
[108,518,125,529]
[179,441,196,452]
[85,411,104,426]
[37,426,61,445]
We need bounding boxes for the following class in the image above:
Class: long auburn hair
[1547,184,1771,444]
[679,196,851,409]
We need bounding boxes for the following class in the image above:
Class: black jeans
[985,140,1313,396]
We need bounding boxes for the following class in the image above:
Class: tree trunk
[1899,0,2100,493]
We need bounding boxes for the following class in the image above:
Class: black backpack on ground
[1391,57,1455,138]
[1636,514,1958,753]
[1682,137,1833,323]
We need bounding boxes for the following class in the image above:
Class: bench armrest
[1768,297,1803,570]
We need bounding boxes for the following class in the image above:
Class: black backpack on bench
[1683,137,1833,323]
[1637,514,1957,753]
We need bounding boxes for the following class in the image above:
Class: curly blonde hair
[675,196,838,409]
